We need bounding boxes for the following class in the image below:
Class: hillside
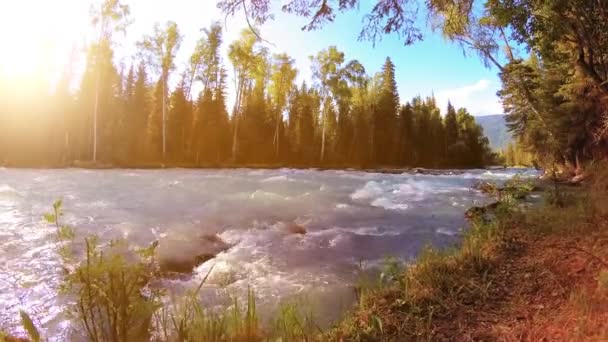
[475,114,512,151]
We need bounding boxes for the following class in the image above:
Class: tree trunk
[275,111,280,160]
[162,80,167,162]
[92,72,100,163]
[320,103,326,163]
[232,116,239,163]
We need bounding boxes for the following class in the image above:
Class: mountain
[475,114,512,151]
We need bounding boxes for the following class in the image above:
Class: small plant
[271,298,321,341]
[19,310,40,342]
[473,181,500,196]
[153,265,228,342]
[503,174,536,200]
[379,257,404,287]
[44,200,161,342]
[228,287,261,341]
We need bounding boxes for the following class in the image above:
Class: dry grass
[327,165,608,341]
[466,163,608,341]
[326,200,522,341]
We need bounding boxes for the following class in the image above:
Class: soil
[433,217,608,341]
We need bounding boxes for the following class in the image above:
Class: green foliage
[19,310,40,342]
[271,299,320,341]
[1,11,496,169]
[500,141,535,167]
[220,0,608,172]
[44,201,161,342]
[4,0,607,171]
[372,57,399,165]
[503,175,536,201]
[379,257,404,287]
[495,4,608,171]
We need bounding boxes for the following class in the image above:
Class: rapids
[0,167,538,339]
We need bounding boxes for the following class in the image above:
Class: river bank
[1,159,517,174]
[326,166,608,341]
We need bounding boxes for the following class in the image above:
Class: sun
[0,1,47,78]
[0,37,48,80]
[0,0,89,81]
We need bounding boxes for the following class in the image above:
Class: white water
[0,167,538,339]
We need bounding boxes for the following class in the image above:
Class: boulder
[465,202,500,223]
[473,181,500,195]
[284,223,307,235]
[157,233,231,274]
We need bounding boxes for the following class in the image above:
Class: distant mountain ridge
[475,114,512,151]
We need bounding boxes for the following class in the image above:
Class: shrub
[45,200,161,342]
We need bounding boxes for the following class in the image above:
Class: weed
[271,299,320,341]
[18,311,40,342]
[44,200,161,342]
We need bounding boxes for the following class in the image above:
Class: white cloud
[435,79,503,116]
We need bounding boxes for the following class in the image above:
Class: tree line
[222,0,608,174]
[499,142,535,168]
[0,0,494,168]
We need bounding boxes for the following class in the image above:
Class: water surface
[0,167,537,339]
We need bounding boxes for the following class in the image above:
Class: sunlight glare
[0,0,88,81]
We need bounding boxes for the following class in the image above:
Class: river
[0,167,538,339]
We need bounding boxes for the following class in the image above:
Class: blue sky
[0,0,503,115]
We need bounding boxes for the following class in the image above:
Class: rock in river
[284,222,307,235]
[157,233,232,274]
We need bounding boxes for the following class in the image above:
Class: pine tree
[269,53,297,161]
[168,77,190,162]
[374,57,399,165]
[429,103,445,167]
[131,63,149,161]
[397,103,414,165]
[444,101,459,165]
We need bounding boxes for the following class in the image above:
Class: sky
[0,0,503,116]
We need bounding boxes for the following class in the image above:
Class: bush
[45,200,161,342]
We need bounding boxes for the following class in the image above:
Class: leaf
[194,264,215,295]
[53,199,62,212]
[43,213,56,224]
[372,315,383,334]
[19,310,40,342]
[59,225,75,240]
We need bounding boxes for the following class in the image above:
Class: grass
[323,177,540,341]
[325,204,523,340]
